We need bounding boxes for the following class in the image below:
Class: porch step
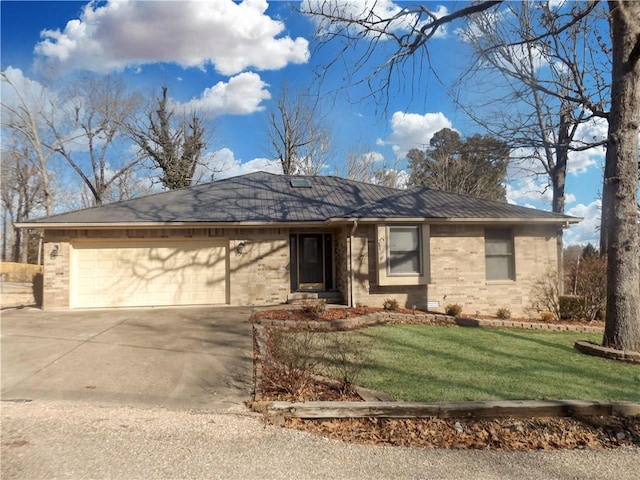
[287,292,318,304]
[287,291,344,305]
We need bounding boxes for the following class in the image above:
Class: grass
[300,325,640,402]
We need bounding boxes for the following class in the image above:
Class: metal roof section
[17,171,580,228]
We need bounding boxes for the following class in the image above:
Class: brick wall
[343,223,557,316]
[41,223,558,315]
[42,239,72,309]
[427,224,557,316]
[228,234,290,306]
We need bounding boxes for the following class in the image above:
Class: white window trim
[377,224,430,286]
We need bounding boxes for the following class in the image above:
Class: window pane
[485,238,512,256]
[389,251,420,274]
[302,237,319,264]
[485,228,514,280]
[389,227,419,250]
[388,226,421,275]
[486,256,514,280]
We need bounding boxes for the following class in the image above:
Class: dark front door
[299,234,324,290]
[290,233,333,291]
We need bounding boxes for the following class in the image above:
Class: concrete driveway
[1,306,254,410]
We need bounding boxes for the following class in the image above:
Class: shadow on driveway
[1,306,254,411]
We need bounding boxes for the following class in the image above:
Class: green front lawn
[311,325,640,402]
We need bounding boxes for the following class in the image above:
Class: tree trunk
[602,1,640,351]
[553,112,569,295]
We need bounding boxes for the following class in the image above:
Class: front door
[290,233,333,291]
[299,234,324,290]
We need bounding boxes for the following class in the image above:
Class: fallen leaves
[282,415,640,450]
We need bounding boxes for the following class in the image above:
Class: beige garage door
[71,240,227,308]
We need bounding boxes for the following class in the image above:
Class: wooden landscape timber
[264,400,640,420]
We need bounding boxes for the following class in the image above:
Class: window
[388,226,421,275]
[485,228,515,281]
[376,224,429,286]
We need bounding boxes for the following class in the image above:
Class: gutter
[328,217,583,225]
[349,219,358,308]
[16,215,583,230]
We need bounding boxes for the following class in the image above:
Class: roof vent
[290,178,312,188]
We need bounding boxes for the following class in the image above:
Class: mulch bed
[253,306,605,327]
[255,307,638,450]
[254,306,403,322]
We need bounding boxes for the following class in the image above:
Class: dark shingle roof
[21,171,578,226]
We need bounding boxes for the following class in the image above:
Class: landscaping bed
[252,308,640,451]
[283,415,640,450]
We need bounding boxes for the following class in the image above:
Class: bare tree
[51,75,142,206]
[266,84,330,175]
[127,86,207,190]
[341,147,378,183]
[304,0,639,350]
[407,128,509,202]
[1,136,44,262]
[455,2,610,292]
[1,69,58,217]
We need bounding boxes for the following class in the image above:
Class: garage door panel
[72,241,227,308]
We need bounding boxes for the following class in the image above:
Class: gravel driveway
[2,400,639,480]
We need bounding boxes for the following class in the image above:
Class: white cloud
[34,0,310,76]
[506,177,552,208]
[378,111,453,159]
[507,177,575,208]
[174,72,271,116]
[567,149,600,176]
[564,200,601,246]
[1,67,59,118]
[195,148,282,182]
[567,116,607,175]
[363,151,385,164]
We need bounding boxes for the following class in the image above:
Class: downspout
[349,219,358,307]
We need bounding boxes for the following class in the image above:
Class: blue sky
[1,0,617,245]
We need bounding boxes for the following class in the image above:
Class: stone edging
[574,340,640,364]
[253,311,604,333]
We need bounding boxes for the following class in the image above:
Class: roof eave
[14,220,332,230]
[15,216,582,230]
[328,217,582,225]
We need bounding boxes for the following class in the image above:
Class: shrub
[559,295,584,321]
[445,304,463,317]
[262,329,371,397]
[301,299,327,319]
[495,307,511,320]
[572,256,606,322]
[323,332,371,389]
[529,269,560,321]
[263,329,325,397]
[540,311,555,322]
[383,298,399,311]
[564,246,606,322]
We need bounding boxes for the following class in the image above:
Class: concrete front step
[287,292,344,305]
